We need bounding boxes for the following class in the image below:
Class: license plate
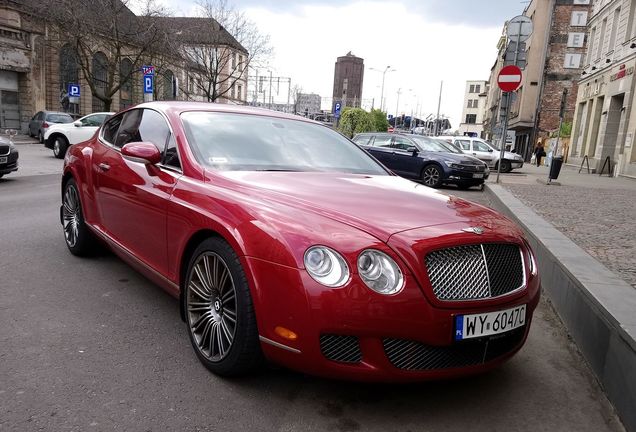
[472,173,484,178]
[0,156,7,164]
[455,304,526,341]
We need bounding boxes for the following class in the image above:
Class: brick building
[332,52,364,108]
[0,0,248,133]
[506,0,592,160]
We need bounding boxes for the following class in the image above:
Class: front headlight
[357,250,404,295]
[528,248,538,276]
[304,246,350,287]
[443,160,461,169]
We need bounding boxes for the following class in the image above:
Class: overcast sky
[154,0,526,127]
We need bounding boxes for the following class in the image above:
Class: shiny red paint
[121,141,162,164]
[62,101,541,381]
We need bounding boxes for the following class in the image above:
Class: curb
[485,183,636,432]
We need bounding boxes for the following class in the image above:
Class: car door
[365,134,394,167]
[93,108,179,274]
[390,136,422,179]
[471,139,496,166]
[29,112,43,136]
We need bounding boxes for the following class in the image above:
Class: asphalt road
[0,146,626,432]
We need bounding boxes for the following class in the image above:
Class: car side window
[162,134,181,169]
[82,114,106,127]
[137,109,170,152]
[458,140,471,151]
[353,135,371,145]
[371,135,392,148]
[101,114,124,145]
[473,141,491,152]
[392,136,413,151]
[114,109,143,148]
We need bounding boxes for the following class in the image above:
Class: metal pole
[435,80,443,136]
[268,70,273,109]
[496,91,511,184]
[395,88,401,128]
[380,67,388,112]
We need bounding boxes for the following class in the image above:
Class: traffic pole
[496,91,510,184]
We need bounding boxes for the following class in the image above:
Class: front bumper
[0,150,19,175]
[443,166,488,185]
[244,255,540,382]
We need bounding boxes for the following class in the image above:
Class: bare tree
[34,0,173,111]
[176,0,272,103]
[290,85,303,115]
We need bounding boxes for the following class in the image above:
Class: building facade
[458,80,488,136]
[332,52,364,108]
[569,0,636,177]
[0,1,248,133]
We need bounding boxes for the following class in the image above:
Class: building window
[119,58,133,110]
[475,85,480,93]
[608,8,621,53]
[59,44,80,114]
[587,26,596,64]
[237,84,242,100]
[163,69,174,100]
[230,84,235,99]
[597,18,607,60]
[469,84,475,93]
[238,55,243,71]
[465,114,477,124]
[627,4,636,42]
[92,52,108,112]
[232,52,237,69]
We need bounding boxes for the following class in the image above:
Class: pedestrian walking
[535,139,546,167]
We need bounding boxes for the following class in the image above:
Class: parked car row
[353,132,490,189]
[438,136,524,173]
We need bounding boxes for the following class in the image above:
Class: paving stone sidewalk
[489,164,636,289]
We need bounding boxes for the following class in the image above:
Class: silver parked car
[439,136,524,173]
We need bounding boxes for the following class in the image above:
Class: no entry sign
[498,65,523,92]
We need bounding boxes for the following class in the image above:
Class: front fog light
[358,250,404,295]
[304,246,350,287]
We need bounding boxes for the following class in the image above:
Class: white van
[439,136,524,173]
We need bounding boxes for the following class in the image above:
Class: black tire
[38,131,44,144]
[499,159,512,173]
[421,164,444,188]
[53,136,69,159]
[184,237,263,376]
[62,178,95,256]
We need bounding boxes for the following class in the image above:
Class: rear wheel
[38,131,44,144]
[499,159,512,173]
[62,178,95,256]
[421,164,443,188]
[53,136,69,159]
[184,237,263,376]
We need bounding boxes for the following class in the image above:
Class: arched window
[120,58,133,110]
[163,69,175,101]
[92,52,108,112]
[59,44,79,114]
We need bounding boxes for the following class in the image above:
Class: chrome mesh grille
[383,326,526,370]
[0,144,9,155]
[425,243,524,301]
[319,334,362,363]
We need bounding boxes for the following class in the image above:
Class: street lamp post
[370,66,396,112]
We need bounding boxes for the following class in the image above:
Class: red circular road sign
[498,65,523,92]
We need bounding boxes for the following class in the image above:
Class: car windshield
[181,112,389,174]
[485,140,500,151]
[433,139,462,154]
[46,113,74,123]
[409,135,454,152]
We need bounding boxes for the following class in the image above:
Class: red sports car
[60,102,540,381]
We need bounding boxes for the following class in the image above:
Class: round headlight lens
[357,250,404,295]
[304,246,350,287]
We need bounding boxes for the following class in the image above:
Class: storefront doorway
[0,70,21,130]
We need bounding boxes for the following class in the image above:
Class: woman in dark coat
[535,141,546,167]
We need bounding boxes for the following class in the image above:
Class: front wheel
[499,159,512,173]
[421,164,443,188]
[62,179,95,256]
[184,237,263,376]
[53,136,69,159]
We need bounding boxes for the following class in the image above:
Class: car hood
[423,151,485,165]
[210,171,505,242]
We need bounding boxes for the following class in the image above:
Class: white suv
[439,136,524,173]
[44,112,114,159]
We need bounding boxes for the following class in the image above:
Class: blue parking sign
[68,83,80,97]
[143,74,154,94]
[334,101,342,118]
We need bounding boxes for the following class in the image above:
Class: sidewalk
[0,132,39,145]
[484,165,636,432]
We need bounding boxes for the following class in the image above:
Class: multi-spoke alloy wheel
[62,179,94,256]
[184,238,262,376]
[422,165,443,188]
[53,137,68,159]
[186,252,238,362]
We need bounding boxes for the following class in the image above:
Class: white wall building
[458,80,488,136]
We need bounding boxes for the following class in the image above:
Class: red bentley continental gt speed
[60,102,540,381]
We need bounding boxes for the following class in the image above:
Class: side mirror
[73,121,82,127]
[121,142,161,165]
[407,146,419,155]
[488,148,494,153]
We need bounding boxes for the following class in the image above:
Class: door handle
[98,163,111,171]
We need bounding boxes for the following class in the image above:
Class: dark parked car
[353,133,489,189]
[60,102,540,381]
[28,111,74,143]
[0,135,19,178]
